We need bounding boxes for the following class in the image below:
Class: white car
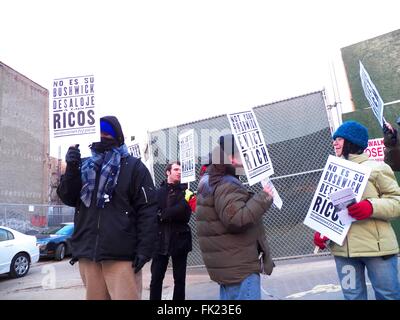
[0,226,40,278]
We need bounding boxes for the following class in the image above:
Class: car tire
[9,253,30,278]
[55,243,66,261]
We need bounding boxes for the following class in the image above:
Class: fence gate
[149,91,334,266]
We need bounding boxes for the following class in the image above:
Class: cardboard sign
[261,177,283,210]
[364,138,385,162]
[128,143,141,158]
[179,129,195,183]
[50,75,100,158]
[360,61,385,127]
[227,110,274,185]
[329,187,357,226]
[303,155,371,245]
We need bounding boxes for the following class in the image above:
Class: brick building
[0,61,50,204]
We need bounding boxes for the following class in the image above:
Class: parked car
[36,222,74,261]
[0,226,40,278]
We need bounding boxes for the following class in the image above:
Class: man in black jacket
[150,161,192,300]
[383,120,400,171]
[57,115,158,300]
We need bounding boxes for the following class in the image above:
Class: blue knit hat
[332,121,369,150]
[100,119,117,139]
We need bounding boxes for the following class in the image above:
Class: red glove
[188,196,197,213]
[314,232,329,250]
[347,200,373,220]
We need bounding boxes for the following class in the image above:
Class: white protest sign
[303,155,371,246]
[364,138,385,162]
[128,143,141,158]
[179,129,196,184]
[328,187,357,226]
[227,110,274,186]
[261,177,283,210]
[50,75,100,159]
[360,61,385,127]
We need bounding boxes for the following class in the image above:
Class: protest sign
[227,110,274,186]
[364,138,385,162]
[304,155,371,246]
[329,187,357,226]
[50,75,100,158]
[360,61,385,127]
[128,143,141,158]
[179,129,195,184]
[261,177,283,210]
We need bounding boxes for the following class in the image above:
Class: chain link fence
[1,91,334,266]
[0,203,74,234]
[149,91,335,266]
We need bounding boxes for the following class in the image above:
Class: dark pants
[150,253,188,300]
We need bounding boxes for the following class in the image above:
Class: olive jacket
[330,153,400,257]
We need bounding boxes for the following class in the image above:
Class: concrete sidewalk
[147,255,391,300]
[159,256,400,300]
[2,255,398,300]
[165,255,346,300]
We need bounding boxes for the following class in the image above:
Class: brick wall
[0,62,49,204]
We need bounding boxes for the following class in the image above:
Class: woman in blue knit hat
[314,120,400,300]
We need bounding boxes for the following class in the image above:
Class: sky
[2,0,400,151]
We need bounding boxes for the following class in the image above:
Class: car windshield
[40,225,63,235]
[55,225,73,235]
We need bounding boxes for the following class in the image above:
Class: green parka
[330,153,400,257]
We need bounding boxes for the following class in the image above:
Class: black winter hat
[100,116,125,146]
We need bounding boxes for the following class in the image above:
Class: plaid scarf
[80,144,129,208]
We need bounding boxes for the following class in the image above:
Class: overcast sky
[2,0,400,148]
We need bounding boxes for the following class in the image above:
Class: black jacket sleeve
[384,130,400,171]
[56,164,82,207]
[131,161,159,258]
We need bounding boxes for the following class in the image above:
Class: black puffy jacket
[57,156,158,263]
[155,181,192,256]
[384,129,400,171]
[56,116,158,263]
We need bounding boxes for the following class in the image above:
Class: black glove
[65,144,81,166]
[383,123,391,135]
[133,254,149,273]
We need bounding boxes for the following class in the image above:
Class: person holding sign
[314,121,400,300]
[383,120,400,171]
[183,159,212,213]
[150,161,192,300]
[57,116,158,300]
[196,134,274,300]
[184,188,197,212]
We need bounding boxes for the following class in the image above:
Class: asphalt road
[0,259,84,300]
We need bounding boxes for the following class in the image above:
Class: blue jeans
[220,273,260,300]
[334,255,400,300]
